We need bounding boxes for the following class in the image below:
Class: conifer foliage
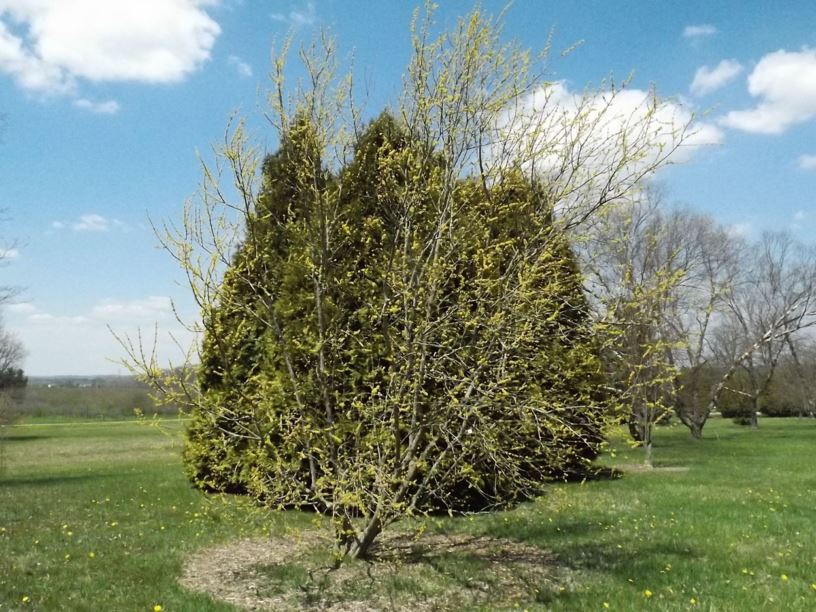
[126,7,692,560]
[185,111,605,557]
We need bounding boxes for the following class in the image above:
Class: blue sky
[1,0,816,375]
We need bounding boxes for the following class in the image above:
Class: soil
[179,529,564,610]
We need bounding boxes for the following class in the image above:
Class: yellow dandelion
[644,589,653,598]
[153,605,162,612]
[22,595,30,603]
[781,574,789,582]
[690,597,698,605]
[811,583,816,591]
[88,552,95,559]
[603,603,610,609]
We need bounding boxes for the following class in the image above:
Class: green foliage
[186,111,606,526]
[122,5,695,559]
[760,374,812,417]
[0,367,26,393]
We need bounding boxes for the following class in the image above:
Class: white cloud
[28,312,89,324]
[72,213,109,232]
[726,222,752,238]
[798,154,816,170]
[271,2,316,27]
[3,298,195,375]
[0,0,221,97]
[690,59,743,96]
[54,215,133,232]
[683,24,717,39]
[794,210,807,221]
[720,47,816,134]
[0,20,74,94]
[6,302,35,314]
[489,83,722,224]
[0,247,19,260]
[74,97,120,114]
[227,54,252,78]
[92,296,173,321]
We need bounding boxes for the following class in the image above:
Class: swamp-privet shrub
[184,112,607,522]
[119,5,697,560]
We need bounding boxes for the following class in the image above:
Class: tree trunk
[690,420,704,439]
[346,517,382,560]
[749,397,759,429]
[628,417,644,444]
[643,439,653,467]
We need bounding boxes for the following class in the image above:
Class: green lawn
[2,416,816,610]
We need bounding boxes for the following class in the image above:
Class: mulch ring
[179,529,570,610]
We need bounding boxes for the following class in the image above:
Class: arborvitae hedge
[184,112,607,511]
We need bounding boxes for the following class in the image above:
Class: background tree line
[584,186,816,454]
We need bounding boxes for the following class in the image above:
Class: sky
[1,0,816,375]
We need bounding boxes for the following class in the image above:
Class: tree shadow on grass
[2,434,52,443]
[0,472,118,488]
[480,519,700,581]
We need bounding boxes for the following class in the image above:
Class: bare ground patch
[180,529,569,610]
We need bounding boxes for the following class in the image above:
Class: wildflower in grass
[781,574,789,582]
[644,589,653,598]
[603,603,610,608]
[153,605,162,612]
[21,595,30,603]
[690,597,698,605]
[88,552,95,558]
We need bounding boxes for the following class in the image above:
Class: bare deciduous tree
[709,232,816,429]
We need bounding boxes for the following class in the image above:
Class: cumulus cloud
[488,83,722,224]
[74,98,120,114]
[690,59,743,96]
[92,296,173,321]
[72,214,109,232]
[271,2,316,27]
[683,24,717,39]
[0,0,221,98]
[720,48,816,134]
[798,154,816,170]
[227,54,252,78]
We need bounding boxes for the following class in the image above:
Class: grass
[2,416,816,610]
[16,386,179,419]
